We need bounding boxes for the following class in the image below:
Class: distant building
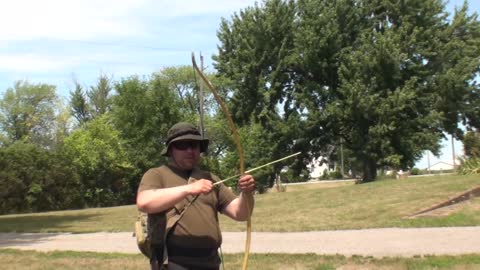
[427,161,454,171]
[307,157,331,179]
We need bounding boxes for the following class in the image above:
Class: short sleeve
[214,175,237,211]
[137,168,164,193]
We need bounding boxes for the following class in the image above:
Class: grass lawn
[0,174,478,233]
[2,249,480,270]
[1,174,480,269]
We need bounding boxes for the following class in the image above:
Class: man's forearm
[136,186,190,213]
[137,179,213,213]
[224,192,255,221]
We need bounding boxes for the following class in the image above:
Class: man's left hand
[238,174,255,193]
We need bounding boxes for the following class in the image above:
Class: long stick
[213,152,301,186]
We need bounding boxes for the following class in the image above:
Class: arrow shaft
[213,152,301,186]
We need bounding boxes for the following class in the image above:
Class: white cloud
[0,54,70,71]
[148,0,257,18]
[0,0,258,42]
[0,0,258,92]
[0,50,141,72]
[0,0,148,41]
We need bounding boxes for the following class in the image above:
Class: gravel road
[1,226,480,257]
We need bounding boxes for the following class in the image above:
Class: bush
[0,141,84,214]
[458,157,480,175]
[329,170,343,179]
[410,168,421,175]
[320,169,329,180]
[62,116,137,207]
[463,131,480,158]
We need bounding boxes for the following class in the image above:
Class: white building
[307,157,331,179]
[427,161,454,171]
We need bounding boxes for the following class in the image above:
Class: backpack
[134,211,152,258]
[134,196,197,260]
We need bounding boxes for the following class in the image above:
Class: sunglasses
[172,140,201,151]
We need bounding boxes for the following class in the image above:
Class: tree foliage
[0,141,84,214]
[459,129,480,175]
[463,130,480,158]
[215,0,304,181]
[0,81,61,148]
[159,66,201,116]
[215,0,480,181]
[70,81,91,125]
[111,74,183,172]
[62,115,135,206]
[88,74,113,117]
[2,1,479,213]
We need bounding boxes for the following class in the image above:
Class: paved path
[1,227,480,257]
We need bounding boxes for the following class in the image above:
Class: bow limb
[192,53,252,270]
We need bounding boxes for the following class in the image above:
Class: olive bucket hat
[161,122,209,156]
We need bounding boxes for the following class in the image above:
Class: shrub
[320,169,329,180]
[329,170,343,179]
[411,168,421,175]
[0,141,84,214]
[458,157,480,175]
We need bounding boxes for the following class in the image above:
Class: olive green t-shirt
[137,165,237,249]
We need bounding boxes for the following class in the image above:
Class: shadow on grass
[0,213,100,233]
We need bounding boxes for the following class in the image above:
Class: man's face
[169,140,201,170]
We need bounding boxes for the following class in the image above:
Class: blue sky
[0,0,257,96]
[0,0,478,169]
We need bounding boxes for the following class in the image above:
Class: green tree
[458,129,480,175]
[0,81,61,148]
[70,81,91,125]
[433,4,480,134]
[159,65,225,130]
[214,0,303,183]
[62,115,135,206]
[111,74,183,173]
[159,66,200,116]
[0,140,84,214]
[215,0,480,181]
[463,130,480,158]
[88,74,113,117]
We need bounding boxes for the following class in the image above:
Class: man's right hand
[188,179,213,195]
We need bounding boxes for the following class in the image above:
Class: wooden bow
[192,52,252,270]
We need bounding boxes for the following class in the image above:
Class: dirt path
[1,226,480,257]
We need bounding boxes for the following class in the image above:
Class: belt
[167,245,217,258]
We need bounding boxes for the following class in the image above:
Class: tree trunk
[362,157,377,182]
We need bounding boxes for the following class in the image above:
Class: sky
[0,0,478,169]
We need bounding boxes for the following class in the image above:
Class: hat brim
[161,134,209,156]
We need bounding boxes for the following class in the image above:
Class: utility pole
[427,151,431,174]
[340,138,344,178]
[451,134,456,169]
[198,53,205,139]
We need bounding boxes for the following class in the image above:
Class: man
[137,122,255,270]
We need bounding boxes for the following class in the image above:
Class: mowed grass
[0,174,479,233]
[2,249,480,270]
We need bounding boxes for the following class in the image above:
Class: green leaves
[0,81,59,148]
[111,72,183,172]
[215,0,480,181]
[70,82,91,126]
[0,140,84,214]
[62,115,135,207]
[463,131,480,158]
